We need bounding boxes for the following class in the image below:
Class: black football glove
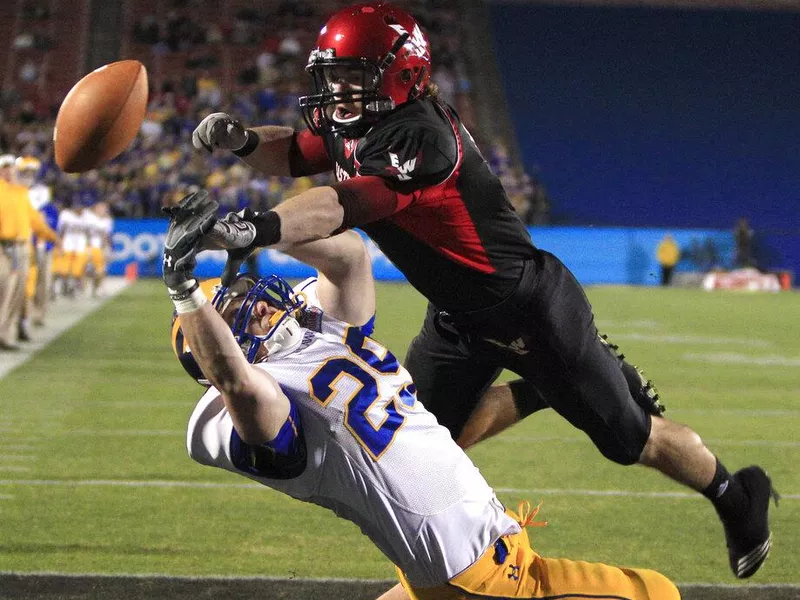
[162,190,218,295]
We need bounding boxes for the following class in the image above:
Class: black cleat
[722,466,779,578]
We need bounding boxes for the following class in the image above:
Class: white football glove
[192,112,248,153]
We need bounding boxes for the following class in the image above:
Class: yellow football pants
[87,247,106,277]
[399,506,679,600]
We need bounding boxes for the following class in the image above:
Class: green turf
[0,280,797,584]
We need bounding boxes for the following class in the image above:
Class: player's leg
[93,247,107,296]
[514,250,776,578]
[396,526,680,600]
[0,245,17,348]
[71,251,88,296]
[404,304,505,440]
[32,249,52,325]
[523,554,680,600]
[20,256,37,341]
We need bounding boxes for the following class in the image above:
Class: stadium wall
[488,3,799,273]
[109,219,734,286]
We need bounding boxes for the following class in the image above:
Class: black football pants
[404,250,652,465]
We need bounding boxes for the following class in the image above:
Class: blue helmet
[213,274,306,363]
[171,274,306,385]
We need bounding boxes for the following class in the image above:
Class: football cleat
[722,466,779,579]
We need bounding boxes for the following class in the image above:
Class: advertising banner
[109,219,733,286]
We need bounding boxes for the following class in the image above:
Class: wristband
[252,210,282,246]
[169,280,208,314]
[232,129,260,157]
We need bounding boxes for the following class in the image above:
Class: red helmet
[299,2,432,138]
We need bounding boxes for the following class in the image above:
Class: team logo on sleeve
[386,151,421,181]
[335,162,351,182]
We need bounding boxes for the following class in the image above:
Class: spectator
[656,233,680,286]
[734,217,755,269]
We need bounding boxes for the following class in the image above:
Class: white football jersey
[28,184,51,210]
[187,279,519,586]
[57,209,87,252]
[86,212,113,249]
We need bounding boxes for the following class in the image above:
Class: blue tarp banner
[109,219,404,280]
[109,219,733,285]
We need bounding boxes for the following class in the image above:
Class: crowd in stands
[0,0,549,224]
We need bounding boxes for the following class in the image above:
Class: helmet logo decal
[387,151,419,181]
[387,23,428,58]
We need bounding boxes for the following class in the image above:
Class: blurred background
[0,0,797,289]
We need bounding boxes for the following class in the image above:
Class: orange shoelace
[515,500,548,529]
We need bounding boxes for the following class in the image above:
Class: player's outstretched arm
[163,191,290,445]
[179,303,290,445]
[276,230,375,328]
[192,113,333,178]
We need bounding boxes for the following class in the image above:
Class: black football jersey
[324,98,537,312]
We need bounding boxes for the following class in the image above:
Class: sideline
[0,277,131,380]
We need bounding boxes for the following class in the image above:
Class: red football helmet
[299,2,432,138]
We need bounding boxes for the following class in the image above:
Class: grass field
[0,280,798,597]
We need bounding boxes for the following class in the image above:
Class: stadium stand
[0,0,545,221]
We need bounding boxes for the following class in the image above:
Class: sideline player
[54,197,87,298]
[192,2,776,580]
[165,191,680,600]
[84,200,114,297]
[16,156,58,328]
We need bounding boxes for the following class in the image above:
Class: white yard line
[594,320,660,329]
[0,278,131,380]
[495,435,800,448]
[0,478,796,499]
[684,352,800,366]
[678,408,800,417]
[613,333,774,347]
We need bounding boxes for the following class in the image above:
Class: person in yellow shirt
[0,154,17,348]
[0,155,59,348]
[656,233,681,287]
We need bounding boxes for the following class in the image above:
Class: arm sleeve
[28,204,58,242]
[331,176,414,229]
[356,120,458,194]
[229,400,307,479]
[288,129,334,176]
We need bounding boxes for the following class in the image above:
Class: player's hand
[202,211,257,250]
[209,209,261,287]
[162,190,218,292]
[192,112,248,153]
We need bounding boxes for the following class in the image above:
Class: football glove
[162,190,218,297]
[207,209,261,287]
[192,112,248,153]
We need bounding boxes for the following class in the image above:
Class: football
[54,60,148,173]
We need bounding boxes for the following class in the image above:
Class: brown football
[54,60,148,173]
